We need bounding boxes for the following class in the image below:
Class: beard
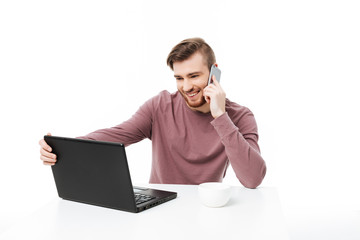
[179,89,207,108]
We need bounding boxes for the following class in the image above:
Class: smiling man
[39,38,266,189]
[173,51,225,119]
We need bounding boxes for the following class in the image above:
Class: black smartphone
[208,64,221,85]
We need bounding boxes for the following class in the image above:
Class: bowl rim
[198,182,231,190]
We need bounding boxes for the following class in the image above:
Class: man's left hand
[203,76,226,118]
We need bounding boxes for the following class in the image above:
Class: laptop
[44,135,177,213]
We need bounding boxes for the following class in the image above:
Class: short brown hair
[166,38,216,71]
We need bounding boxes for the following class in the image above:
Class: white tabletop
[0,184,289,240]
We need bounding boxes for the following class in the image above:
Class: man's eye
[176,78,183,81]
[191,75,198,78]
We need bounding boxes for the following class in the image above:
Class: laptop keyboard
[134,193,155,205]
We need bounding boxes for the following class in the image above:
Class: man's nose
[183,78,193,92]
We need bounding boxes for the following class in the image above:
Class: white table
[0,184,289,240]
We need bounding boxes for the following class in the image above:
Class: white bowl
[198,182,232,208]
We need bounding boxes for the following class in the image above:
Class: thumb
[212,75,219,86]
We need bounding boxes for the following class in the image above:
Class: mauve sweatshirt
[80,90,266,188]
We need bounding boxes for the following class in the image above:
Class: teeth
[188,92,198,97]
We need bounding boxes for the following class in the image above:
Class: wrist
[213,110,226,119]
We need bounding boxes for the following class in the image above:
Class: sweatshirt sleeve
[78,97,154,146]
[211,111,266,189]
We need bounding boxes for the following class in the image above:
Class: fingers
[204,85,220,97]
[39,138,52,152]
[40,155,56,165]
[39,146,57,165]
[205,78,225,97]
[43,160,55,166]
[211,75,223,90]
[203,86,213,101]
[207,78,220,91]
[39,133,56,166]
[40,147,56,160]
[204,95,210,104]
[212,75,218,84]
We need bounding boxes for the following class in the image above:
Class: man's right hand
[39,133,57,166]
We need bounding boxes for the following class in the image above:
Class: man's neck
[186,102,211,114]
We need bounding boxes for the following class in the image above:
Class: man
[39,38,266,189]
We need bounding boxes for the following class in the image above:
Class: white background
[0,0,359,239]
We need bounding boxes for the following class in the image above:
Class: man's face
[173,52,210,109]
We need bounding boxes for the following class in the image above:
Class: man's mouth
[186,91,200,98]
